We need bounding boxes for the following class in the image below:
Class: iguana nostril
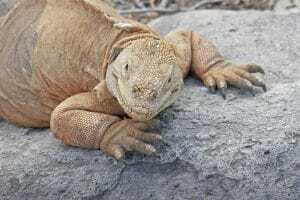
[132,85,141,94]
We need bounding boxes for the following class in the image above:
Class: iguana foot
[202,63,266,99]
[100,119,161,160]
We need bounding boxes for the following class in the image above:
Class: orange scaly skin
[0,0,266,160]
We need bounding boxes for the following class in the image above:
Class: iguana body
[0,0,266,159]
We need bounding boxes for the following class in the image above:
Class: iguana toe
[107,145,125,160]
[212,74,227,99]
[202,75,217,94]
[122,137,157,156]
[241,63,265,74]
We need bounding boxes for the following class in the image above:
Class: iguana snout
[106,38,184,121]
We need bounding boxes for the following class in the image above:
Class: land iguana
[0,0,266,160]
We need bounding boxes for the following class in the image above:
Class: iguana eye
[122,64,129,78]
[124,64,129,71]
[167,77,172,83]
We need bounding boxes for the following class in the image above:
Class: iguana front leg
[165,31,266,98]
[50,81,160,160]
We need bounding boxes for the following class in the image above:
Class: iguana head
[106,38,184,121]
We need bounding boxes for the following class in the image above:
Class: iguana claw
[202,62,266,98]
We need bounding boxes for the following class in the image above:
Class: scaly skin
[0,0,266,160]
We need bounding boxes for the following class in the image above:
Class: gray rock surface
[0,9,300,200]
[0,0,16,16]
[275,0,300,12]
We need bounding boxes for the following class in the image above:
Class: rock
[1,9,300,200]
[0,0,17,16]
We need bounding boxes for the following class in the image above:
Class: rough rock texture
[0,10,300,200]
[274,0,300,11]
[0,0,16,16]
[106,0,300,11]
